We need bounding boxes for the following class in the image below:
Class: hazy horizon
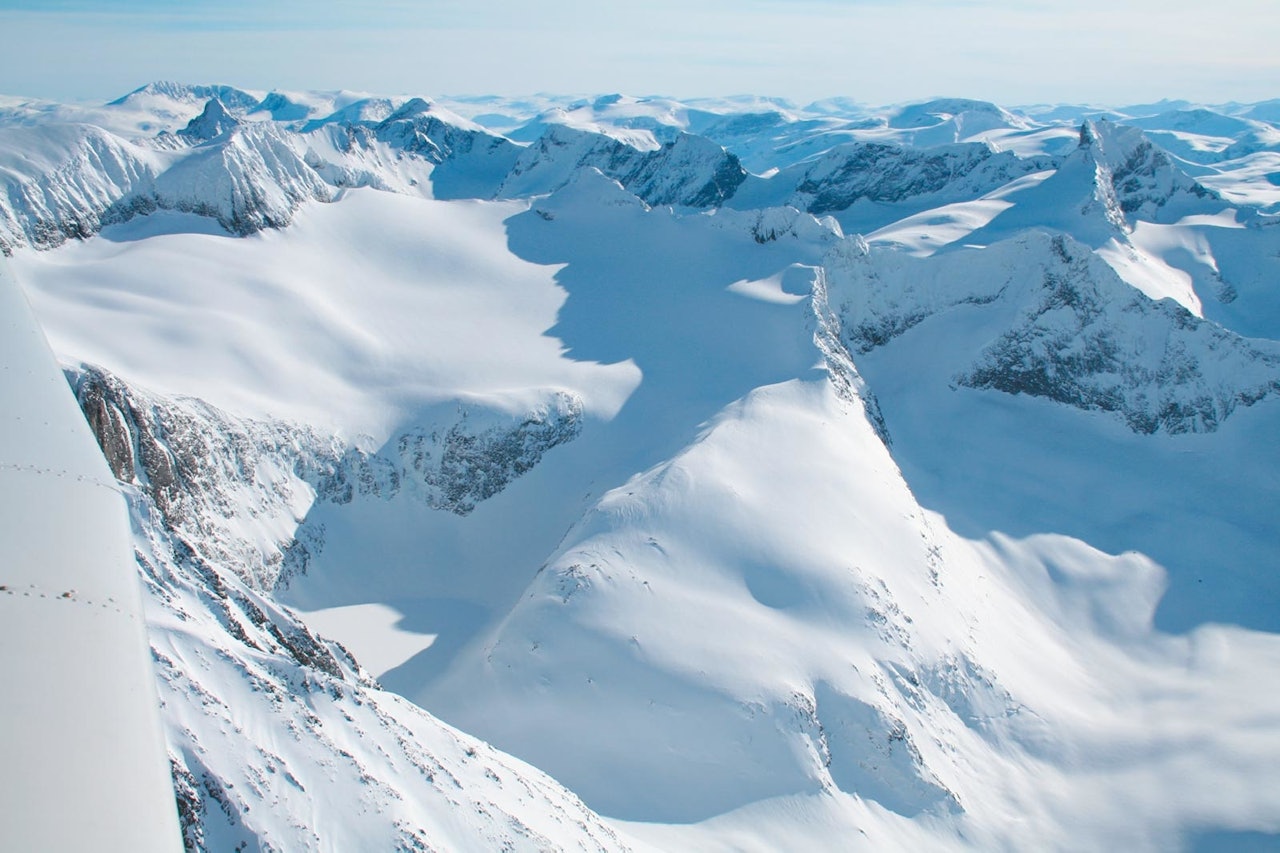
[2,0,1277,107]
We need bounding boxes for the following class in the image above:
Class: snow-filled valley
[3,83,1280,851]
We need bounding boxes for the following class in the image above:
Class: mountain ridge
[4,83,1280,852]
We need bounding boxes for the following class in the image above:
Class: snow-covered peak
[108,81,262,115]
[10,86,1280,849]
[499,122,746,208]
[176,97,239,142]
[826,229,1280,433]
[889,97,1032,134]
[1078,119,1220,221]
[301,96,406,130]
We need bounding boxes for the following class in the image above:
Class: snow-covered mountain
[3,82,1280,852]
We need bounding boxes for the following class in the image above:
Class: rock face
[176,97,239,142]
[823,231,1280,433]
[780,140,1052,215]
[499,123,746,207]
[394,396,584,515]
[68,365,618,852]
[0,124,158,253]
[371,98,523,198]
[71,365,584,590]
[958,235,1280,434]
[1077,120,1219,223]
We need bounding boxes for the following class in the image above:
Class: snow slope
[21,279,635,852]
[6,84,1280,852]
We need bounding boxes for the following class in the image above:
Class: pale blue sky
[2,0,1277,107]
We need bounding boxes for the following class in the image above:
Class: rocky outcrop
[71,366,584,590]
[110,422,624,853]
[823,230,1280,434]
[176,98,239,143]
[958,235,1280,434]
[1078,120,1218,222]
[395,395,584,515]
[499,123,746,207]
[784,140,1052,215]
[0,124,158,252]
[66,364,614,850]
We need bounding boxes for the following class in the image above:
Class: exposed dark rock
[69,365,585,589]
[958,236,1280,433]
[177,98,240,142]
[501,124,746,208]
[790,141,1051,215]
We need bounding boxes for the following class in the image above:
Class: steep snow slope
[0,259,182,852]
[117,427,634,852]
[8,249,634,853]
[415,201,1280,848]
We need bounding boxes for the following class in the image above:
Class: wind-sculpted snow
[71,365,584,591]
[825,230,1280,433]
[430,374,1280,848]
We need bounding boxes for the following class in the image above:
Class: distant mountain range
[3,82,1279,852]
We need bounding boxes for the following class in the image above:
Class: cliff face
[72,365,584,591]
[824,230,1280,434]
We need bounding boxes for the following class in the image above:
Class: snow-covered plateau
[2,83,1280,852]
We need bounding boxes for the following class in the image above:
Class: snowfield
[3,82,1280,851]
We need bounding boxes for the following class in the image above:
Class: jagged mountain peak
[177,97,239,142]
[1074,118,1220,220]
[826,228,1280,433]
[499,122,745,207]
